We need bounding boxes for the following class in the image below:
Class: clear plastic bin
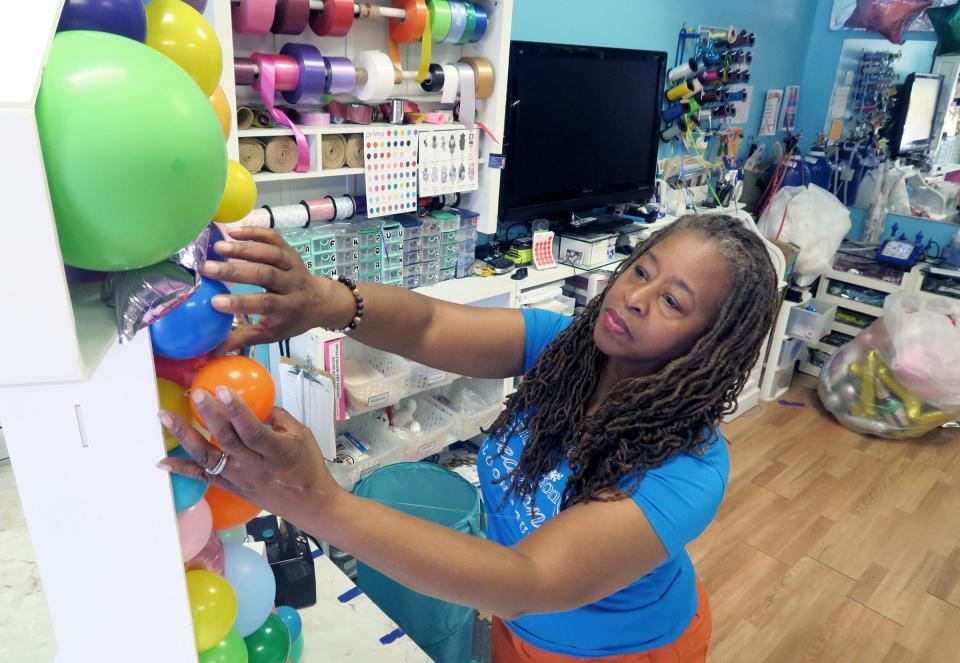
[422,259,440,274]
[459,237,476,253]
[357,395,454,462]
[337,249,359,263]
[422,271,441,286]
[439,255,458,270]
[311,233,337,253]
[440,244,459,259]
[439,267,456,282]
[312,266,338,279]
[456,260,474,279]
[342,340,411,414]
[358,224,383,247]
[404,250,423,265]
[441,230,459,246]
[429,379,504,441]
[382,253,403,269]
[359,257,382,272]
[423,247,441,261]
[457,209,479,231]
[772,363,795,395]
[382,239,403,257]
[314,251,336,267]
[383,266,404,282]
[331,223,359,249]
[778,337,805,368]
[382,223,404,242]
[359,245,383,260]
[327,422,405,489]
[403,237,422,252]
[403,262,422,278]
[786,298,837,341]
[422,234,441,248]
[404,274,421,289]
[405,362,457,393]
[421,219,442,235]
[358,271,382,284]
[341,263,360,278]
[383,278,402,288]
[458,227,477,242]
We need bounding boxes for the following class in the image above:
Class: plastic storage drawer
[439,267,456,282]
[404,274,421,289]
[311,234,337,253]
[440,230,459,246]
[382,239,403,256]
[358,271,382,284]
[382,253,404,269]
[422,234,441,248]
[423,247,441,261]
[422,271,441,286]
[439,255,458,270]
[403,237,422,252]
[327,422,405,489]
[359,245,383,261]
[440,243,459,259]
[404,250,423,265]
[337,249,359,263]
[383,266,404,282]
[403,262,422,277]
[422,259,440,274]
[312,265,338,278]
[778,337,805,368]
[314,251,336,267]
[420,219,442,235]
[786,299,837,341]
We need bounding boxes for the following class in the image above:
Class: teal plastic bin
[353,462,484,663]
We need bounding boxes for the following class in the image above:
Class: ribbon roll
[468,3,487,42]
[237,107,255,130]
[660,122,682,142]
[352,195,367,217]
[686,79,703,99]
[668,58,698,83]
[234,58,258,86]
[321,134,348,169]
[428,0,452,41]
[234,0,277,34]
[662,103,685,124]
[304,198,336,221]
[327,101,375,124]
[332,195,356,220]
[454,61,475,128]
[324,56,357,94]
[272,0,311,34]
[310,0,354,36]
[271,203,311,229]
[458,56,494,99]
[287,109,331,125]
[388,0,428,75]
[699,70,719,83]
[239,138,266,173]
[264,136,300,173]
[439,63,459,103]
[456,1,476,44]
[346,134,365,168]
[421,63,445,92]
[280,43,327,104]
[239,207,273,228]
[666,80,692,102]
[252,55,310,172]
[444,1,468,43]
[354,50,396,101]
[251,53,300,93]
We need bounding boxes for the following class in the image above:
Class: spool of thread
[321,134,347,169]
[666,80,693,102]
[702,51,721,67]
[730,30,756,47]
[305,198,336,221]
[346,134,365,168]
[279,43,327,104]
[272,0,311,34]
[270,203,311,229]
[234,0,277,34]
[668,58,699,83]
[324,56,358,94]
[310,0,354,36]
[731,68,750,83]
[661,121,682,142]
[699,70,719,83]
[699,88,726,103]
[237,107,255,130]
[458,56,494,99]
[239,138,266,174]
[727,89,748,103]
[264,136,299,173]
[686,98,701,114]
[354,50,396,101]
[352,195,367,216]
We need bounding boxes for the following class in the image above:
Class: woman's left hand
[157,386,344,528]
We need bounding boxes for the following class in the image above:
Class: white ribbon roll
[440,63,459,105]
[455,62,476,128]
[271,203,311,229]
[354,50,396,102]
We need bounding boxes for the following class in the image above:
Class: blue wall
[510,0,818,157]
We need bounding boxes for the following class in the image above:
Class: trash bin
[353,462,484,662]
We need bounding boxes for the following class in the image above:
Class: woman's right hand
[202,227,357,353]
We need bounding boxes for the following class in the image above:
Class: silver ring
[205,452,229,477]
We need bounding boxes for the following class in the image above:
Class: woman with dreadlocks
[160,214,779,661]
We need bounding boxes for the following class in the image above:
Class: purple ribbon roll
[272,0,311,34]
[324,56,356,95]
[280,43,326,104]
[234,57,258,86]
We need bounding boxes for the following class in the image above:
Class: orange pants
[492,579,712,662]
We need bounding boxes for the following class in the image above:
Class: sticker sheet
[363,127,419,218]
[418,129,479,197]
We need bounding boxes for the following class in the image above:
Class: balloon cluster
[43,2,302,660]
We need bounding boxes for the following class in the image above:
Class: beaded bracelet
[329,275,364,332]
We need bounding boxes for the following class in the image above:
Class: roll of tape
[272,0,310,34]
[459,56,494,99]
[454,61,475,127]
[237,107,255,130]
[421,63,445,92]
[444,1,468,43]
[440,63,459,104]
[271,203,311,229]
[321,134,347,169]
[468,3,487,42]
[239,138,266,173]
[304,198,336,221]
[389,0,428,42]
[233,0,277,34]
[324,56,357,94]
[428,0,452,41]
[354,50,396,102]
[310,0,354,36]
[346,134,365,168]
[264,136,300,173]
[251,53,300,93]
[456,2,476,45]
[279,43,326,103]
[234,58,258,86]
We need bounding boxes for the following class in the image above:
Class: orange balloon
[205,484,261,530]
[190,355,276,427]
[209,85,231,140]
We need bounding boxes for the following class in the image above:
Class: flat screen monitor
[892,72,942,156]
[498,41,666,223]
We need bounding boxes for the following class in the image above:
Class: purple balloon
[181,0,209,12]
[206,223,226,262]
[57,0,147,43]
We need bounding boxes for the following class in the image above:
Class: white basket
[347,396,454,462]
[343,339,411,415]
[428,379,504,440]
[404,361,459,393]
[327,417,405,490]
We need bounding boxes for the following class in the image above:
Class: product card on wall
[364,127,419,219]
[418,129,480,197]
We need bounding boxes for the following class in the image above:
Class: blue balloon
[223,543,278,637]
[57,0,147,42]
[276,606,302,643]
[206,223,226,262]
[168,445,207,513]
[150,278,233,359]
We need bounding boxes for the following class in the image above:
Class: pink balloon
[185,530,226,576]
[177,498,213,562]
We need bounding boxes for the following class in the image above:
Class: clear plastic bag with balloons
[818,293,960,439]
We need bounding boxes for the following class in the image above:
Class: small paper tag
[488,153,506,169]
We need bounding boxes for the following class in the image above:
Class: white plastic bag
[759,185,851,286]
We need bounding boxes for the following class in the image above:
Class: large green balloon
[200,630,249,663]
[243,613,290,663]
[289,635,304,663]
[36,31,227,271]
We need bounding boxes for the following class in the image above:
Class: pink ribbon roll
[326,101,375,124]
[233,0,277,34]
[287,109,331,125]
[251,53,300,93]
[250,53,310,173]
[304,198,336,221]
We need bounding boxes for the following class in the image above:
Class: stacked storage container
[309,226,337,279]
[332,222,360,281]
[420,216,442,287]
[357,221,385,284]
[434,210,460,282]
[399,216,422,289]
[380,221,404,287]
[456,209,478,278]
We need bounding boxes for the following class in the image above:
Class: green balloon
[36,31,227,271]
[199,630,249,663]
[929,4,960,55]
[289,635,304,663]
[243,613,290,663]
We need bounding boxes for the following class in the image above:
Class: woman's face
[593,230,733,377]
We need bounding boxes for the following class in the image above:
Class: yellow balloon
[146,0,223,97]
[157,378,192,452]
[213,160,257,223]
[186,570,237,652]
[210,86,232,140]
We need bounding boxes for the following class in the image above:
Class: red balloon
[155,352,211,388]
[190,356,276,427]
[844,0,933,44]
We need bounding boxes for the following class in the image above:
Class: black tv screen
[498,41,666,223]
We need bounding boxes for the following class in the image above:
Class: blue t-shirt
[476,308,730,657]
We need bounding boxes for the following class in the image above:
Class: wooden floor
[693,385,960,662]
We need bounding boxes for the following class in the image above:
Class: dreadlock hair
[487,214,780,510]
